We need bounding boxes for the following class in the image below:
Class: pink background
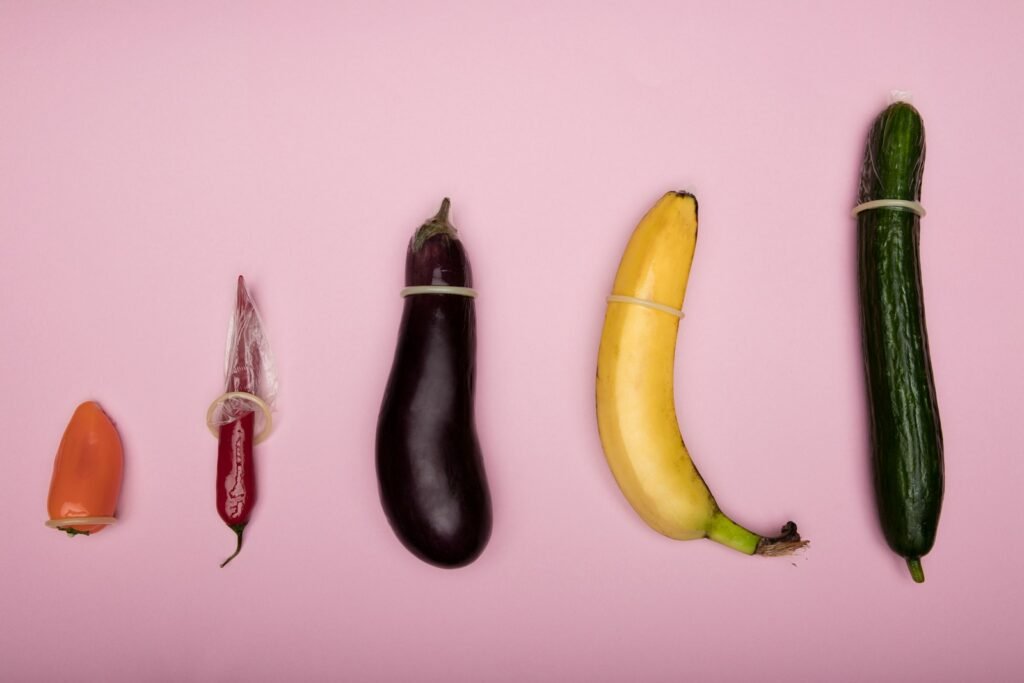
[2,2,1022,681]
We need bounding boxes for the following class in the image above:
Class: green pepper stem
[907,558,925,583]
[220,523,247,568]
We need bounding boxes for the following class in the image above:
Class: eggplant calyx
[413,198,458,251]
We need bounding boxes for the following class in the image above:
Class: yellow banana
[596,191,806,556]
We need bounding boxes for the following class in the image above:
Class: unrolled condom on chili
[212,276,276,568]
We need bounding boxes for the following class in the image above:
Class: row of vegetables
[45,100,944,583]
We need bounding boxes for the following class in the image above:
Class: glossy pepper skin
[47,401,124,536]
[217,410,256,566]
[217,276,261,567]
[376,198,492,568]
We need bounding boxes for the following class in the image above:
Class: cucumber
[857,101,944,583]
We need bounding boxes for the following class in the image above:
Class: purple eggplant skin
[376,198,492,568]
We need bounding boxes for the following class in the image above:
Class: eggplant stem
[434,197,451,223]
[220,523,247,568]
[413,198,457,250]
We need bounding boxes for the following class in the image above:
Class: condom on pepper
[46,401,124,536]
[206,276,278,567]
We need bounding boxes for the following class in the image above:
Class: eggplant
[376,198,492,568]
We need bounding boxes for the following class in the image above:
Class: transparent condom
[206,281,278,443]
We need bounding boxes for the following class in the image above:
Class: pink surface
[2,2,1022,681]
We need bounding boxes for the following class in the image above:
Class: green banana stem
[708,513,807,556]
[707,512,760,554]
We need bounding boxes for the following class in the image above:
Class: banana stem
[707,512,761,555]
[755,521,808,556]
[707,514,808,557]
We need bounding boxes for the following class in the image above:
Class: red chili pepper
[217,411,255,566]
[217,276,261,567]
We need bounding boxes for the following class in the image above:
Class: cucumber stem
[220,523,247,568]
[907,558,925,583]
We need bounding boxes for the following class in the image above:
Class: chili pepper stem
[61,527,91,537]
[220,523,247,568]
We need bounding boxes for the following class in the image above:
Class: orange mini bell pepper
[46,401,124,536]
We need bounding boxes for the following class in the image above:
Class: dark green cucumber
[857,102,943,583]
